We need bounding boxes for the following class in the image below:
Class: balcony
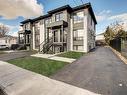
[18,30,31,34]
[46,20,68,28]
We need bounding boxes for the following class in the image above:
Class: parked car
[0,45,9,50]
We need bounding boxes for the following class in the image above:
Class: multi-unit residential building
[18,3,97,54]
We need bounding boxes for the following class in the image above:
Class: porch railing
[39,36,54,54]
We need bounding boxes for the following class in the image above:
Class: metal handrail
[39,36,53,53]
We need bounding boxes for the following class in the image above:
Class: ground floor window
[73,29,84,41]
[73,45,83,51]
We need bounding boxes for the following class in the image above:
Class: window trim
[73,45,83,51]
[55,12,63,21]
[73,11,84,23]
[73,29,84,41]
[45,17,51,24]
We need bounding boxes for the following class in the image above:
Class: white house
[0,36,17,49]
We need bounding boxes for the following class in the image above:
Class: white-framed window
[73,45,83,51]
[73,29,84,41]
[25,23,30,30]
[35,22,40,34]
[39,20,43,25]
[55,12,63,21]
[73,11,84,23]
[45,18,51,24]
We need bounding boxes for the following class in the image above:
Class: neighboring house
[96,33,105,41]
[18,3,97,53]
[0,35,17,49]
[96,33,105,46]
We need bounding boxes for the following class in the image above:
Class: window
[54,30,59,42]
[45,18,51,24]
[73,29,83,41]
[73,11,84,23]
[40,20,43,25]
[25,23,30,30]
[35,34,40,48]
[35,22,40,34]
[27,35,30,43]
[73,45,83,51]
[55,12,63,21]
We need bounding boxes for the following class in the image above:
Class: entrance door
[54,29,60,42]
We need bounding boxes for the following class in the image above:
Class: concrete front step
[0,61,100,95]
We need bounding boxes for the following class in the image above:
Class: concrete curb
[108,46,127,64]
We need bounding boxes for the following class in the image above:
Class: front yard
[57,51,85,59]
[8,56,68,77]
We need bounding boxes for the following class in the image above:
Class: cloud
[0,0,43,19]
[96,15,106,22]
[95,10,111,22]
[107,13,127,31]
[10,31,18,37]
[98,10,111,15]
[9,26,19,37]
[108,13,127,21]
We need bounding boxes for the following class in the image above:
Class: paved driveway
[0,51,35,61]
[51,47,127,95]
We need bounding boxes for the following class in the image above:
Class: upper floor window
[73,11,84,23]
[35,22,40,34]
[55,12,63,21]
[24,23,30,30]
[40,20,43,25]
[45,18,51,24]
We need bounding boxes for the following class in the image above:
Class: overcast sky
[0,0,127,36]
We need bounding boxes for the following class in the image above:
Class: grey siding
[73,22,84,30]
[73,40,83,45]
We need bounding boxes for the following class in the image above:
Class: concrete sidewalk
[0,61,100,95]
[31,53,76,63]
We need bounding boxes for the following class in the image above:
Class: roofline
[21,19,33,24]
[21,3,97,24]
[72,3,97,24]
[88,5,97,24]
[32,14,51,22]
[96,33,104,36]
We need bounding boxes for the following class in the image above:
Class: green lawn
[8,57,68,77]
[57,51,85,59]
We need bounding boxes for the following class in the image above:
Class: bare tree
[104,21,126,44]
[0,24,9,37]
